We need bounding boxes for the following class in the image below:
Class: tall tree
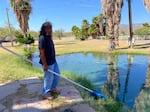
[82,19,89,30]
[101,0,123,49]
[72,25,80,38]
[81,19,89,38]
[9,0,32,37]
[97,14,104,35]
[88,24,99,39]
[92,16,99,36]
[92,14,104,36]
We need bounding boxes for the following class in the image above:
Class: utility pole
[128,0,133,48]
[6,8,13,46]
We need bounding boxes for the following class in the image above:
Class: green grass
[61,71,124,112]
[62,71,95,90]
[0,54,42,83]
[76,86,124,112]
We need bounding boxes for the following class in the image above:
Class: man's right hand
[43,64,48,71]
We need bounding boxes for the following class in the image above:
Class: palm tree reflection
[102,55,119,99]
[132,58,150,112]
[102,55,134,102]
[101,54,150,111]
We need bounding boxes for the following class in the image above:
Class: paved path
[0,77,95,112]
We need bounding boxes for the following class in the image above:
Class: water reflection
[32,52,150,110]
[123,55,133,102]
[102,55,119,99]
[132,59,150,112]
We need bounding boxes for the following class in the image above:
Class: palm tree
[9,0,32,37]
[72,25,80,38]
[92,14,104,36]
[88,24,99,39]
[92,16,99,36]
[81,19,89,38]
[144,0,150,12]
[82,19,89,29]
[97,14,104,35]
[101,0,123,49]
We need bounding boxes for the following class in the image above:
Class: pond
[32,52,150,111]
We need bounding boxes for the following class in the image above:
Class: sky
[0,0,150,32]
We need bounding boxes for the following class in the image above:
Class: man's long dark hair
[39,21,52,37]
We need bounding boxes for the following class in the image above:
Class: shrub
[24,34,34,44]
[15,33,34,44]
[16,33,25,44]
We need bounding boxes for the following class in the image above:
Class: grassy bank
[0,53,42,83]
[0,45,42,83]
[61,71,123,112]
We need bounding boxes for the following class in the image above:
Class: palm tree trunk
[101,0,123,50]
[101,0,115,50]
[113,0,123,46]
[107,16,114,50]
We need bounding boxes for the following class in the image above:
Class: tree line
[1,0,150,49]
[72,14,106,40]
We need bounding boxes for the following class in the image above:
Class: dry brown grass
[54,39,150,55]
[1,39,150,55]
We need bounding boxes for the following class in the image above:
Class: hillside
[119,23,143,35]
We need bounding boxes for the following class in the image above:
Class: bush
[24,34,34,44]
[16,33,34,44]
[16,33,25,44]
[23,45,34,58]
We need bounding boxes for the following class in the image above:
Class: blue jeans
[42,62,60,95]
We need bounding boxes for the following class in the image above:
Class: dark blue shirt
[38,35,56,65]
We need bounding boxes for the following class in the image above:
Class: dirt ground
[0,77,96,112]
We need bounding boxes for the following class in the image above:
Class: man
[38,21,60,98]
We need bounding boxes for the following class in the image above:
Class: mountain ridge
[119,23,143,34]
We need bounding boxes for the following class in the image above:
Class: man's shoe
[50,88,60,96]
[42,94,52,100]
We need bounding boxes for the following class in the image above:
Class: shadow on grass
[115,42,150,50]
[55,42,77,46]
[133,43,150,49]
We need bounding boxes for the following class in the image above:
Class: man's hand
[43,64,48,71]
